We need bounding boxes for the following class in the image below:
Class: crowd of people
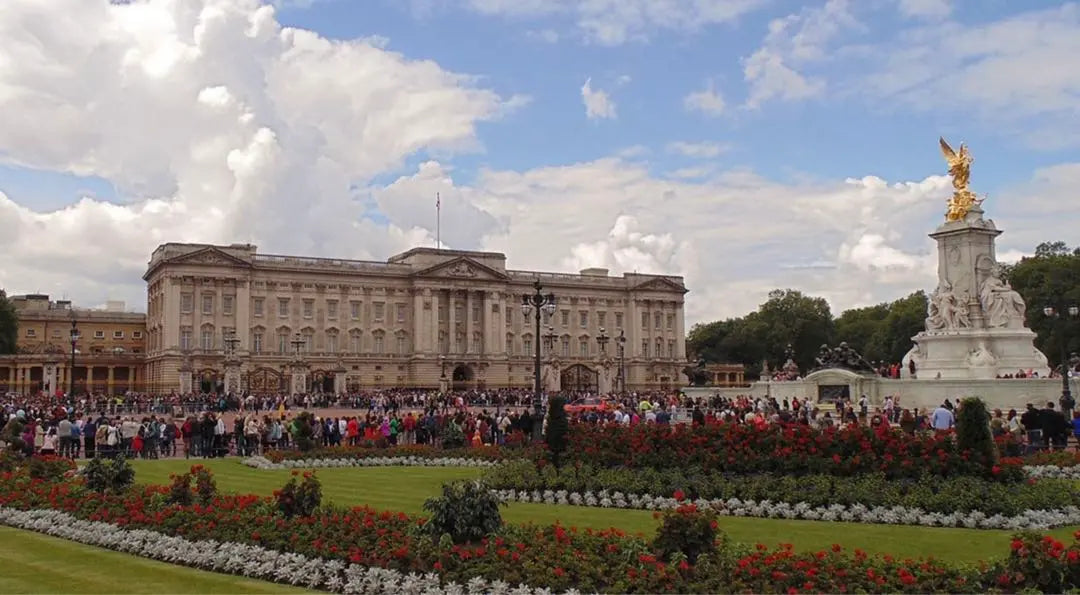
[3,385,1079,459]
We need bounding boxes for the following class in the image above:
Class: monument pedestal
[290,363,309,395]
[903,205,1049,380]
[223,359,242,394]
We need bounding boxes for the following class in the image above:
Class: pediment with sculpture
[168,247,252,268]
[413,257,508,281]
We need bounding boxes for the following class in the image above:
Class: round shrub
[422,479,502,544]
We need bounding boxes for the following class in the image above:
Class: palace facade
[2,243,689,395]
[0,294,146,394]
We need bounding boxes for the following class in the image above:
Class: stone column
[428,289,439,355]
[412,290,427,353]
[482,291,494,356]
[179,360,193,395]
[333,364,347,395]
[107,366,115,394]
[675,302,686,360]
[447,290,457,354]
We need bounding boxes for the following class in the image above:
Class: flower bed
[565,422,1023,481]
[244,455,501,470]
[483,461,1080,523]
[263,445,524,465]
[3,469,1080,593]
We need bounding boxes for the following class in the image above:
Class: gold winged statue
[939,137,981,222]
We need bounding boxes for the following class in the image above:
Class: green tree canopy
[1002,241,1080,367]
[0,290,16,355]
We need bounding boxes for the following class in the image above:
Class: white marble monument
[902,139,1048,380]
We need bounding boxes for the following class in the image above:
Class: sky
[0,0,1078,326]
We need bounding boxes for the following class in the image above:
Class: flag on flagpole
[436,192,440,208]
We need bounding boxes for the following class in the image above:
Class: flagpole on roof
[436,192,441,249]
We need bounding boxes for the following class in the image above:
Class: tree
[1002,242,1080,367]
[756,289,835,373]
[545,396,569,466]
[0,290,16,355]
[834,303,890,361]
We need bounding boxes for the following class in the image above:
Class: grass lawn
[130,458,1079,564]
[0,526,304,594]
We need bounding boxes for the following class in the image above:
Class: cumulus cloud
[463,0,769,45]
[684,81,727,116]
[581,78,617,119]
[0,0,515,308]
[666,141,727,158]
[896,0,951,20]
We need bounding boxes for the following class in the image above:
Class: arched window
[561,335,570,357]
[396,332,408,354]
[472,331,482,353]
[506,333,514,355]
[349,329,362,353]
[200,324,215,351]
[523,333,534,356]
[373,330,385,354]
[326,329,339,354]
[579,337,589,357]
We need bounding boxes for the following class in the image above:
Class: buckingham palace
[141,243,689,395]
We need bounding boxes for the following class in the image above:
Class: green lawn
[0,526,305,594]
[130,458,1080,563]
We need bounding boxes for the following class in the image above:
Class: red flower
[1011,539,1025,551]
[673,489,685,502]
[553,567,565,577]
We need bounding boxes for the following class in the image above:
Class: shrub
[503,430,528,449]
[192,465,217,505]
[652,498,718,564]
[545,396,569,466]
[83,455,135,494]
[422,479,502,544]
[991,532,1080,593]
[276,471,322,518]
[293,412,317,452]
[0,449,22,473]
[167,472,193,506]
[0,418,26,455]
[957,397,996,465]
[441,423,466,449]
[27,455,76,482]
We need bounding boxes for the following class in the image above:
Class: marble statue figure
[980,272,1026,329]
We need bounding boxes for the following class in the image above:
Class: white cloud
[852,4,1080,147]
[581,78,617,119]
[683,81,726,116]
[0,0,515,308]
[742,0,859,108]
[896,0,951,20]
[463,0,768,45]
[666,141,727,158]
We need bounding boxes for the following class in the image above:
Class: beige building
[0,294,146,394]
[143,243,689,394]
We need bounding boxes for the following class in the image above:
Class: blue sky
[0,0,1078,321]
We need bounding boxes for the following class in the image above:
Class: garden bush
[83,455,134,494]
[441,423,466,449]
[422,479,502,544]
[27,455,75,481]
[275,471,321,518]
[166,465,218,506]
[483,460,1080,516]
[545,396,569,466]
[957,397,996,463]
[167,472,193,506]
[293,412,317,452]
[651,497,718,564]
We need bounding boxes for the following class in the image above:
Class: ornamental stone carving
[926,281,971,331]
[979,270,1026,329]
[447,262,476,277]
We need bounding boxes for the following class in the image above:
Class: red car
[564,397,611,414]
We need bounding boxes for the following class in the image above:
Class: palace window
[454,304,464,322]
[440,331,449,353]
[654,312,662,330]
[561,310,570,327]
[561,336,570,357]
[278,298,289,317]
[374,302,385,322]
[641,339,649,357]
[302,330,314,353]
[472,304,481,322]
[132,331,142,339]
[668,339,676,358]
[303,299,314,319]
[201,329,214,350]
[253,298,264,317]
[472,331,482,353]
[615,312,623,328]
[396,334,407,354]
[641,311,648,328]
[202,294,214,315]
[505,309,512,326]
[327,332,338,354]
[667,313,675,330]
[223,295,234,316]
[113,331,124,339]
[505,333,514,355]
[349,331,362,353]
[94,330,105,339]
[350,301,361,320]
[598,311,606,327]
[25,329,35,338]
[655,338,663,358]
[579,311,588,328]
[579,338,589,357]
[181,293,193,313]
[397,303,407,323]
[455,332,465,353]
[180,328,192,350]
[524,334,534,356]
[439,304,447,323]
[278,331,289,354]
[327,300,338,319]
[374,332,384,354]
[252,332,263,354]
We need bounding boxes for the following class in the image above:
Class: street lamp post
[69,317,80,398]
[596,327,609,353]
[1043,305,1080,411]
[615,329,627,394]
[521,280,557,442]
[291,333,305,360]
